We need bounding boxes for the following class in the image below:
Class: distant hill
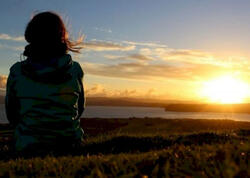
[165,103,250,114]
[85,97,195,107]
[0,95,193,107]
[0,89,5,105]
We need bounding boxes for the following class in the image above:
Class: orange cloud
[85,84,158,98]
[127,54,154,61]
[85,84,107,97]
[82,61,230,81]
[78,39,246,71]
[82,40,135,51]
[145,47,215,64]
[104,54,154,61]
[122,40,167,48]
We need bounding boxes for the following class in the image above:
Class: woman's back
[5,12,85,153]
[6,54,84,152]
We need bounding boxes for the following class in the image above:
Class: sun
[202,76,249,104]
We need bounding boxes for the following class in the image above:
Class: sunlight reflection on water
[83,106,250,122]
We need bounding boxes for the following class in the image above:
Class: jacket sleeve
[76,66,85,120]
[5,71,20,127]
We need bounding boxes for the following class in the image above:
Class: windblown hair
[23,11,83,60]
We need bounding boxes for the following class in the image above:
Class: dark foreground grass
[0,118,250,177]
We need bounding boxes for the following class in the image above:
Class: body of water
[1,105,250,124]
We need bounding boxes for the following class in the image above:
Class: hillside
[0,118,249,177]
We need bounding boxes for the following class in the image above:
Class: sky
[1,0,250,103]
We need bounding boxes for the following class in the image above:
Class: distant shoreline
[164,103,250,114]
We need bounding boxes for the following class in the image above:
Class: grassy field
[0,118,249,177]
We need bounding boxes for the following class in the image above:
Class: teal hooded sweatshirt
[5,54,85,152]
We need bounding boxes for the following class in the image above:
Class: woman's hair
[23,11,83,60]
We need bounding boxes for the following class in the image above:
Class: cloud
[168,50,210,58]
[85,84,107,97]
[80,39,221,67]
[0,75,7,89]
[94,40,217,65]
[104,54,124,60]
[150,48,250,69]
[139,47,215,65]
[0,33,25,42]
[137,47,238,67]
[122,40,167,48]
[82,61,230,81]
[127,54,154,61]
[83,40,135,51]
[139,48,153,56]
[104,53,154,61]
[94,27,112,33]
[76,38,250,84]
[159,49,213,62]
[0,44,23,51]
[85,84,157,98]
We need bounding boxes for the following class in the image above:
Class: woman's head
[24,11,83,60]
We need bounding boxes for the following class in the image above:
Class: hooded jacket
[5,54,85,151]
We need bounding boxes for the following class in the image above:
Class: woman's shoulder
[71,60,84,78]
[9,61,23,77]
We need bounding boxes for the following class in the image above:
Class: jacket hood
[21,54,73,83]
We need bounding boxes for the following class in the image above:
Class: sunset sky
[1,0,250,103]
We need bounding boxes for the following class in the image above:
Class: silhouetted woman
[5,12,85,154]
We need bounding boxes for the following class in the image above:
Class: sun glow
[202,76,249,104]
